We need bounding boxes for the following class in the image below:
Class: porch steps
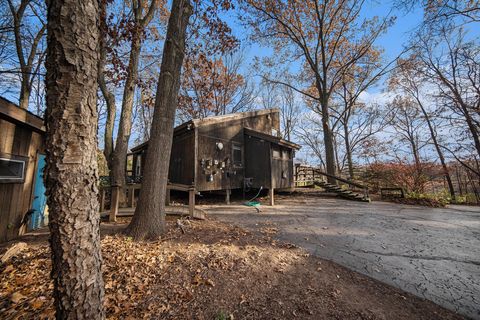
[314,181,370,202]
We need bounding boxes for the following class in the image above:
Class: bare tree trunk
[461,104,480,159]
[320,95,337,183]
[343,121,355,180]
[126,0,192,240]
[455,165,464,196]
[98,0,116,169]
[109,0,157,196]
[110,34,142,198]
[19,79,31,110]
[45,0,105,317]
[416,100,456,199]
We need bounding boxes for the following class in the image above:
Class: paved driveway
[202,194,480,319]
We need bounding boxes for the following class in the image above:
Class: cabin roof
[244,128,301,150]
[0,96,45,133]
[131,109,283,153]
[187,108,279,128]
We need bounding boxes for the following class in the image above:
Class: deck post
[127,185,134,208]
[269,188,275,206]
[109,186,119,222]
[226,189,231,205]
[166,187,171,206]
[99,188,106,212]
[188,187,195,217]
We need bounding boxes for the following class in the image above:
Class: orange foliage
[178,53,245,118]
[364,161,434,193]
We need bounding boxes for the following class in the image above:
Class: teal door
[30,154,47,230]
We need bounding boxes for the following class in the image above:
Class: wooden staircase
[314,180,370,202]
[295,165,371,203]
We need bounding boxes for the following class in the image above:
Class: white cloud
[358,90,395,106]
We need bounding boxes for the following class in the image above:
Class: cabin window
[282,149,290,160]
[272,146,281,159]
[0,158,25,182]
[232,143,243,167]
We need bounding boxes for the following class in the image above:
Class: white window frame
[0,157,26,182]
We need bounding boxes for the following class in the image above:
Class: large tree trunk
[45,0,105,317]
[19,79,31,110]
[98,0,116,169]
[320,95,337,183]
[125,0,192,240]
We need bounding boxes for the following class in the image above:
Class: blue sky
[221,1,424,96]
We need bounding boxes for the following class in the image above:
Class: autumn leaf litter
[0,218,463,320]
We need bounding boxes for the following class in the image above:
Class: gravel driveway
[203,193,480,319]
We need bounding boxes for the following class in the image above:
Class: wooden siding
[271,146,294,189]
[244,135,271,188]
[169,130,195,185]
[195,132,244,192]
[194,112,279,191]
[0,118,44,242]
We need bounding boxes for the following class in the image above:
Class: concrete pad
[202,196,480,319]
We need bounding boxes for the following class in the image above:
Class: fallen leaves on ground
[0,218,463,320]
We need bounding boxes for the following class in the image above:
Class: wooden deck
[100,183,203,221]
[99,205,204,219]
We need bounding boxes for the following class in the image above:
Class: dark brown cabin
[129,109,300,195]
[0,97,46,243]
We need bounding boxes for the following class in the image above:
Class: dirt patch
[0,218,463,320]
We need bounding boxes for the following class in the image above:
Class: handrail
[295,166,370,200]
[311,170,368,190]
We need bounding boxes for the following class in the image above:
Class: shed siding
[244,135,271,188]
[0,118,44,242]
[194,112,279,192]
[196,132,244,192]
[271,146,294,189]
[169,130,195,185]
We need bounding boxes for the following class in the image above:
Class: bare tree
[390,57,457,199]
[110,0,160,198]
[45,0,104,316]
[294,113,326,170]
[279,86,300,141]
[396,0,479,25]
[389,96,428,166]
[415,28,480,168]
[98,0,116,169]
[330,46,397,179]
[242,0,393,181]
[259,80,279,110]
[3,0,46,110]
[332,102,391,179]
